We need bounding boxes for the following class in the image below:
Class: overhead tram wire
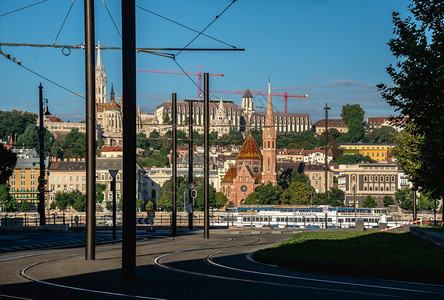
[102,0,121,39]
[0,48,84,99]
[136,5,236,49]
[176,0,238,57]
[53,0,77,45]
[0,0,48,18]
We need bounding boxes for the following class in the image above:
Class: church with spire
[95,42,142,147]
[220,81,277,206]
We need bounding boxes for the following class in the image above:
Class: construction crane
[136,65,224,99]
[210,89,308,114]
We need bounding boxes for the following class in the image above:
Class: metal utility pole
[84,0,96,261]
[324,103,330,229]
[172,93,177,236]
[188,100,194,230]
[122,0,136,280]
[38,83,46,226]
[204,73,210,239]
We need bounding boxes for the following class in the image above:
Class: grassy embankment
[252,230,444,284]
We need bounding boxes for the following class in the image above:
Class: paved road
[0,230,443,299]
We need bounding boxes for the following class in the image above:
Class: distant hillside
[0,110,37,141]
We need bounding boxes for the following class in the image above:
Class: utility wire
[0,49,84,99]
[0,0,48,18]
[53,0,76,45]
[176,0,237,57]
[102,0,121,39]
[136,5,236,49]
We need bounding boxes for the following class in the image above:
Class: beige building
[313,119,348,135]
[7,157,50,211]
[303,164,334,194]
[337,163,399,207]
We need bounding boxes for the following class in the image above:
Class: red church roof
[237,135,262,160]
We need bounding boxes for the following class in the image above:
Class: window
[391,176,395,182]
[151,189,156,199]
[101,174,105,180]
[57,176,61,182]
[70,176,73,181]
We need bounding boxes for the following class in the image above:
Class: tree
[363,195,377,208]
[341,104,365,128]
[53,191,73,211]
[136,133,150,150]
[339,104,366,143]
[96,183,106,204]
[327,188,344,207]
[209,131,219,146]
[136,198,144,212]
[62,128,86,158]
[245,183,282,205]
[383,195,395,207]
[278,169,309,190]
[395,188,413,210]
[71,190,86,211]
[0,146,17,184]
[330,154,374,165]
[148,130,161,150]
[250,129,262,147]
[0,110,36,141]
[145,200,155,211]
[215,192,228,209]
[0,184,17,212]
[280,181,310,205]
[377,0,444,208]
[21,200,30,212]
[194,183,217,211]
[367,126,398,144]
[417,192,438,211]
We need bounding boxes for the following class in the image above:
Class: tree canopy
[0,146,17,184]
[0,110,36,141]
[377,0,444,202]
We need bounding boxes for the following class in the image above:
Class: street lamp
[38,83,51,226]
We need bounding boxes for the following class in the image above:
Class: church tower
[261,80,277,186]
[95,41,107,104]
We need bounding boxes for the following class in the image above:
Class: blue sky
[0,0,410,123]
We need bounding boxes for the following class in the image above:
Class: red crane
[210,89,308,114]
[136,65,224,99]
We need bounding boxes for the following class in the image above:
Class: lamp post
[109,170,118,240]
[324,103,330,229]
[38,83,51,226]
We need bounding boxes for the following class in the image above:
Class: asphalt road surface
[0,230,443,299]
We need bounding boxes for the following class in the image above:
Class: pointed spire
[265,78,274,127]
[110,82,115,103]
[97,41,102,67]
[243,87,252,99]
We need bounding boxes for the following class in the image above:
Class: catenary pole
[172,93,177,236]
[84,0,96,260]
[204,73,210,239]
[324,103,330,229]
[188,99,193,230]
[38,83,46,226]
[122,0,136,280]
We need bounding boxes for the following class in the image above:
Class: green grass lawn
[252,231,444,284]
[419,225,444,234]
